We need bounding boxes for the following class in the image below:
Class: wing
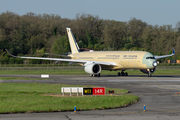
[5,49,116,66]
[154,48,175,59]
[44,53,72,58]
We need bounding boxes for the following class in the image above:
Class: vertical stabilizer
[66,28,80,54]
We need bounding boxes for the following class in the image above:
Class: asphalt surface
[0,74,180,120]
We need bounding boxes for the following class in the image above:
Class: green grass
[0,69,180,75]
[0,70,86,75]
[150,70,180,75]
[0,77,51,80]
[0,83,137,113]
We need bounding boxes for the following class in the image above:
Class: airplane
[6,27,175,77]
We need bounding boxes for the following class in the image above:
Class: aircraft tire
[125,72,128,76]
[118,72,121,76]
[147,71,152,77]
[147,73,151,77]
[97,73,100,77]
[121,72,124,76]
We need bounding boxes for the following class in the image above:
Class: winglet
[5,49,18,58]
[153,48,175,59]
[172,48,175,55]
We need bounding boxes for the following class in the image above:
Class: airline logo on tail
[66,28,80,54]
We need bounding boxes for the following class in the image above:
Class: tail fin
[66,27,80,54]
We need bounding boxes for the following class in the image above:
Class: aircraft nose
[152,61,157,67]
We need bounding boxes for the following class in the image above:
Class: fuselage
[69,51,157,70]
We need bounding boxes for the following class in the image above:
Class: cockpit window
[146,57,155,59]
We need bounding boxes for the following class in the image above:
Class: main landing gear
[90,73,100,77]
[118,70,128,76]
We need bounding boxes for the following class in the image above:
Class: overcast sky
[0,0,179,28]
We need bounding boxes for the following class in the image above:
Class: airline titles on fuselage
[123,55,138,59]
[106,55,120,57]
[78,54,138,60]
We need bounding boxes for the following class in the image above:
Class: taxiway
[0,74,180,120]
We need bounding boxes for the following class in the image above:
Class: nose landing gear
[147,69,152,77]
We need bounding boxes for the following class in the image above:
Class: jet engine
[140,67,156,74]
[84,63,101,74]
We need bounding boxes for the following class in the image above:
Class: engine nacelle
[140,68,156,74]
[84,63,101,74]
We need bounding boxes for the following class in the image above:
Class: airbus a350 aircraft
[6,27,175,77]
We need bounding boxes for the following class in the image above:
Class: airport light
[144,105,146,112]
[74,106,76,113]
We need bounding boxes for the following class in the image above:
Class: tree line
[0,11,180,64]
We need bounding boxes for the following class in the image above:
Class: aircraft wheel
[147,71,152,77]
[125,72,128,76]
[147,73,151,77]
[97,73,100,77]
[121,72,124,76]
[118,72,121,76]
[90,74,93,77]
